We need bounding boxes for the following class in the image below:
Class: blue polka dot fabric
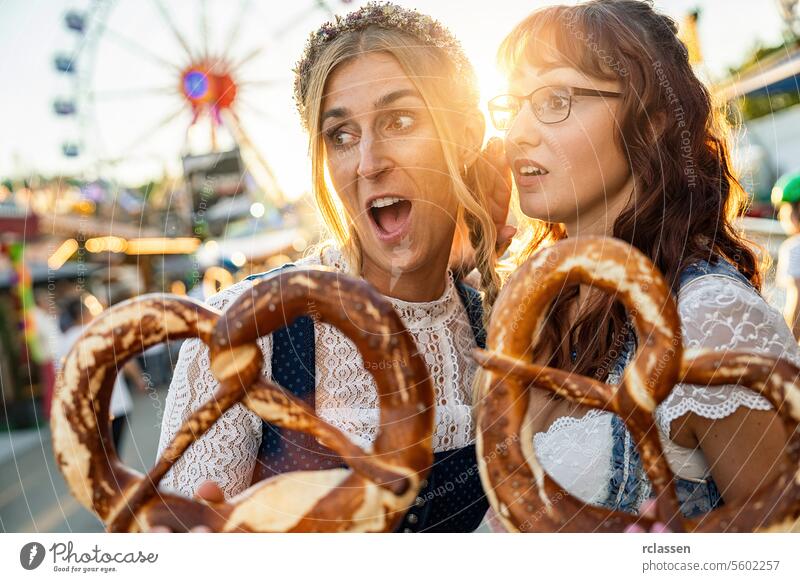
[397,445,488,532]
[250,313,347,481]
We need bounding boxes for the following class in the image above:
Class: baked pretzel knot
[52,267,434,532]
[475,236,800,532]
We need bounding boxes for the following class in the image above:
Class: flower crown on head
[293,1,473,127]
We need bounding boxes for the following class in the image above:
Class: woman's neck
[564,177,634,240]
[360,254,450,303]
[561,177,635,323]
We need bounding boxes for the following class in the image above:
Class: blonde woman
[155,2,504,533]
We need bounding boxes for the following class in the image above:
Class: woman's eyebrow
[321,106,349,124]
[374,88,422,108]
[537,62,570,75]
[321,89,422,124]
[511,63,578,89]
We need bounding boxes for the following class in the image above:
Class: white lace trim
[156,246,478,499]
[320,404,474,453]
[654,274,798,439]
[655,384,774,437]
[386,275,461,331]
[536,408,604,435]
[156,280,267,500]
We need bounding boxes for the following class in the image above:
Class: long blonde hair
[298,26,500,310]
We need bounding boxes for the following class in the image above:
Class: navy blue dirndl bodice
[245,265,488,532]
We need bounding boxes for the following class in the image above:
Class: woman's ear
[461,110,486,167]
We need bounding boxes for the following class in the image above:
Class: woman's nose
[506,103,543,154]
[357,136,392,180]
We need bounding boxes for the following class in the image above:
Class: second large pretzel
[475,236,800,532]
[53,267,435,532]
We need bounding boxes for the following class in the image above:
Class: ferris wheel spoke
[238,97,289,127]
[90,86,179,100]
[115,105,189,158]
[200,0,211,60]
[100,25,183,72]
[220,0,252,61]
[313,0,337,17]
[241,0,333,64]
[240,78,287,89]
[152,0,196,62]
[231,45,267,71]
[221,109,287,207]
[272,2,331,41]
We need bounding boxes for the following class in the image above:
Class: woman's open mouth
[514,159,550,188]
[367,195,413,243]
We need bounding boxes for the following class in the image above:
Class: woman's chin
[519,197,567,224]
[357,219,452,284]
[362,245,434,278]
[378,250,425,275]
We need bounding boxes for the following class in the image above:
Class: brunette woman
[488,0,798,520]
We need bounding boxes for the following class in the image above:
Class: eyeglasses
[488,85,622,130]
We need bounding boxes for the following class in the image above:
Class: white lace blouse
[534,273,800,506]
[156,247,479,500]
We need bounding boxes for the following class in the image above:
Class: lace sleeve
[655,275,800,437]
[156,281,269,500]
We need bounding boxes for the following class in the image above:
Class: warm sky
[0,0,789,200]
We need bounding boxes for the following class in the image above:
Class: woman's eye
[387,113,415,132]
[330,130,357,147]
[548,96,569,110]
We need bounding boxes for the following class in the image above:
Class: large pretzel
[475,237,800,532]
[52,267,434,532]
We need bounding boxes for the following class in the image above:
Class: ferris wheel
[52,0,353,206]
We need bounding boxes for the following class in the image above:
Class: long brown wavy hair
[500,0,762,379]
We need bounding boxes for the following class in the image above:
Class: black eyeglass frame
[488,85,623,129]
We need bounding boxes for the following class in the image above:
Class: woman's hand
[146,480,225,533]
[475,137,516,254]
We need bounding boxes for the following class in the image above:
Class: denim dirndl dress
[595,258,758,518]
